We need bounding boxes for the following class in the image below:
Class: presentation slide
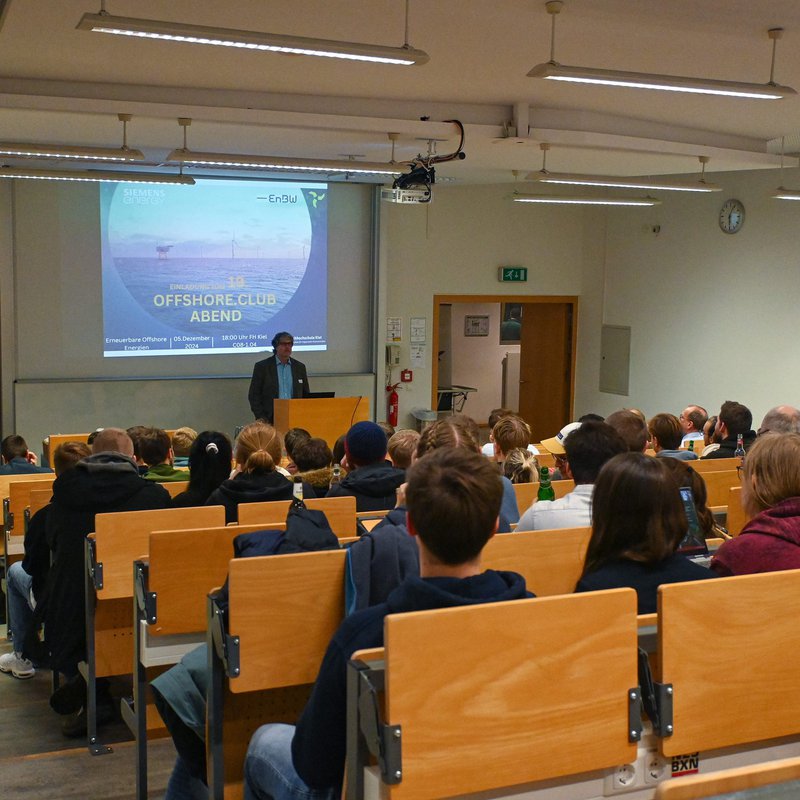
[101,179,328,357]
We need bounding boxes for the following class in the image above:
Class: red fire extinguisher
[386,383,399,427]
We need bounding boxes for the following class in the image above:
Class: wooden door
[518,303,574,442]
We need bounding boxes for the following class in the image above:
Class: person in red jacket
[711,433,800,576]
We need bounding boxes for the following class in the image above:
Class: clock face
[719,199,745,234]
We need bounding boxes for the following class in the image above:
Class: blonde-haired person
[503,447,539,484]
[711,433,800,576]
[206,422,315,523]
[171,426,197,467]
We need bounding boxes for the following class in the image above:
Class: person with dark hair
[0,434,53,474]
[578,413,605,423]
[517,421,627,531]
[126,425,150,475]
[1,441,90,680]
[140,427,187,482]
[679,405,707,447]
[575,453,717,613]
[293,437,334,496]
[605,410,649,453]
[171,432,233,508]
[648,413,698,461]
[701,415,721,457]
[331,433,347,468]
[702,400,756,459]
[243,447,532,800]
[206,422,315,523]
[284,427,312,474]
[711,433,800,576]
[248,332,311,423]
[39,428,170,735]
[326,421,404,511]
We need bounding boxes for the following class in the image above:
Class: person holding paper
[248,332,310,423]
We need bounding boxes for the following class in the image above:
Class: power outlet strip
[603,741,670,795]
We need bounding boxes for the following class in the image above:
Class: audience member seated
[386,429,419,470]
[42,428,170,736]
[171,431,233,508]
[517,421,626,531]
[332,433,347,469]
[606,410,649,453]
[649,413,698,460]
[420,416,519,531]
[293,437,335,497]
[578,413,605,423]
[127,425,150,475]
[141,427,189,482]
[702,400,756,459]
[171,426,198,467]
[284,427,312,475]
[757,405,800,436]
[660,459,729,540]
[503,447,539,484]
[480,407,539,457]
[701,414,721,457]
[377,421,395,440]
[206,422,315,524]
[711,433,800,576]
[679,404,707,447]
[243,447,532,800]
[326,421,404,512]
[0,434,53,474]
[0,441,90,680]
[575,453,717,613]
[491,414,533,469]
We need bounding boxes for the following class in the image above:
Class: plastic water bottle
[293,475,304,502]
[537,466,555,501]
[329,464,342,489]
[734,434,745,460]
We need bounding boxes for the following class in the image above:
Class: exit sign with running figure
[497,266,528,282]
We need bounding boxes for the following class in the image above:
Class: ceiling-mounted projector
[382,120,465,204]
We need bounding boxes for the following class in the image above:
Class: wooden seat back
[157,480,189,498]
[0,472,54,502]
[237,495,357,539]
[552,478,575,499]
[658,569,800,757]
[375,588,638,799]
[534,450,556,469]
[227,549,347,693]
[692,457,740,473]
[211,549,348,798]
[146,522,285,637]
[94,505,225,601]
[512,481,536,512]
[726,485,748,536]
[700,469,738,507]
[654,754,800,799]
[5,477,54,535]
[28,488,53,518]
[482,526,591,597]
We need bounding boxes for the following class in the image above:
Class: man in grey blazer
[248,331,311,423]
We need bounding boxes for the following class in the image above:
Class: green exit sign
[498,266,528,282]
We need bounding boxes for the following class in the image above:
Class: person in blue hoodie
[0,434,53,474]
[242,446,532,800]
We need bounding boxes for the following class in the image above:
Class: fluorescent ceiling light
[528,62,795,100]
[528,2,795,100]
[526,171,722,193]
[167,149,406,176]
[0,166,195,185]
[0,142,145,162]
[773,187,800,200]
[512,192,660,207]
[77,11,429,66]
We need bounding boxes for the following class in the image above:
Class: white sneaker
[0,651,35,679]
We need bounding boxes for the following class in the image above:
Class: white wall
[449,302,520,424]
[382,184,587,428]
[576,169,800,428]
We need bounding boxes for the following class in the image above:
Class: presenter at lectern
[248,331,311,423]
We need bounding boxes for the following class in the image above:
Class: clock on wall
[719,198,745,234]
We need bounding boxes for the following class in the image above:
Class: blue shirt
[276,359,293,399]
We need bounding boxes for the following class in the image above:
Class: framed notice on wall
[464,315,490,337]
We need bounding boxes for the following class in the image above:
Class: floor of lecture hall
[0,624,176,799]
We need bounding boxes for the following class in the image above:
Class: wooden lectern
[273,397,370,448]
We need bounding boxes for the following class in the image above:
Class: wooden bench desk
[237,495,358,539]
